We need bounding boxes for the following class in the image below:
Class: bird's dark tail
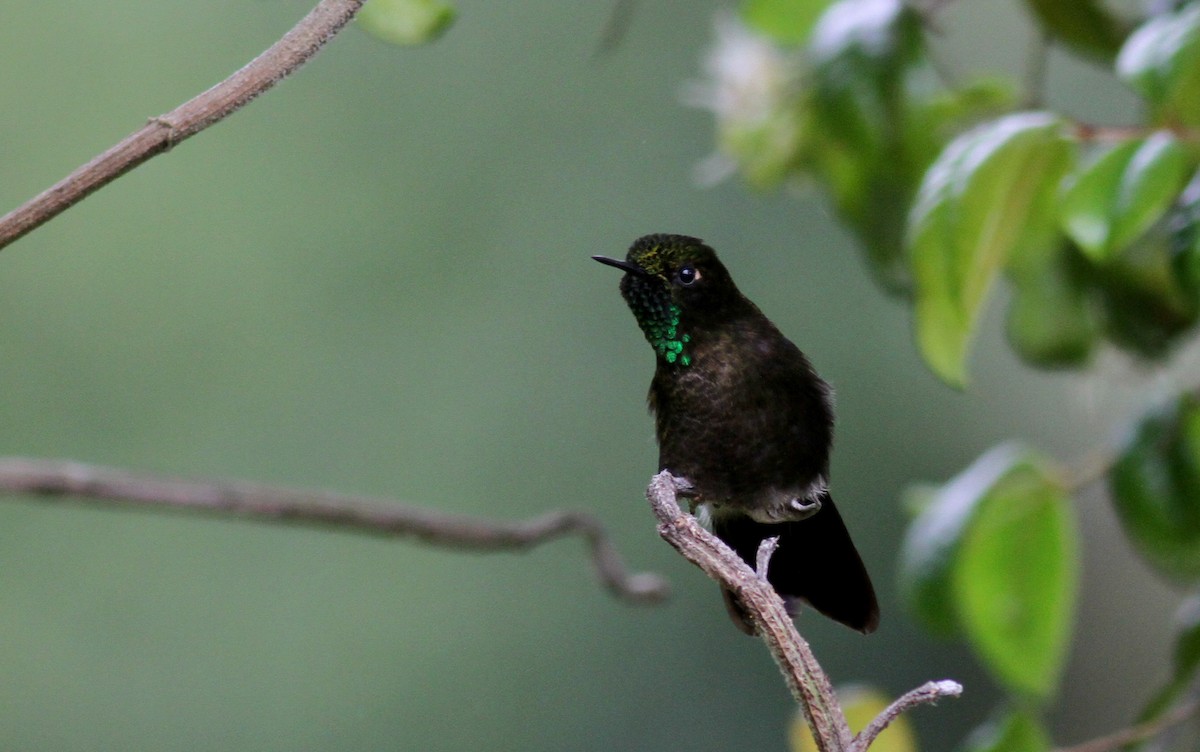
[711,493,879,635]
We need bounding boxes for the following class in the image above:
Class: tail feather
[711,493,879,634]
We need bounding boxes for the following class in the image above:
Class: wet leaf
[899,439,1080,698]
[908,112,1072,387]
[1111,396,1200,583]
[1117,5,1200,126]
[1060,134,1190,262]
[953,453,1078,700]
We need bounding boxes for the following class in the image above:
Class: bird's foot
[747,495,823,524]
[670,475,697,498]
[786,496,822,520]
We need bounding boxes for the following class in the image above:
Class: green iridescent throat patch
[637,300,692,366]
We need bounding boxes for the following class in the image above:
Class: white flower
[683,13,805,188]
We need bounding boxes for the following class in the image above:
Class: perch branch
[0,456,668,605]
[0,0,367,252]
[645,471,961,752]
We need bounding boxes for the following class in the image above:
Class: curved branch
[854,680,963,750]
[0,457,669,605]
[645,471,961,752]
[0,0,367,252]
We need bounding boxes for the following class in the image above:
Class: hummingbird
[594,234,879,634]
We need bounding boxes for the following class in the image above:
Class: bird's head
[593,234,743,365]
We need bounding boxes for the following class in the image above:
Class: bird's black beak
[592,255,650,277]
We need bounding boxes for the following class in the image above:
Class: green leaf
[899,448,1021,637]
[899,440,1080,696]
[1060,134,1191,262]
[358,0,455,46]
[742,0,833,46]
[1023,0,1128,62]
[953,453,1078,700]
[1006,241,1097,368]
[1094,205,1200,359]
[790,686,917,752]
[908,113,1073,387]
[960,710,1052,752]
[1110,396,1200,583]
[1117,5,1200,126]
[901,446,1080,700]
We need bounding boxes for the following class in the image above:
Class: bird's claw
[670,475,697,498]
[786,496,822,520]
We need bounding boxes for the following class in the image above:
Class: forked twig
[645,471,961,752]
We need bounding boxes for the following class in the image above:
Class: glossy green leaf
[1111,396,1200,583]
[1006,241,1097,368]
[1117,5,1200,126]
[1061,140,1140,258]
[899,448,1020,637]
[1023,0,1128,62]
[909,112,1072,387]
[742,0,833,45]
[954,453,1078,700]
[1172,168,1200,291]
[898,440,1079,689]
[961,710,1052,752]
[1061,134,1190,262]
[1110,135,1191,250]
[1095,205,1200,358]
[790,686,917,752]
[358,0,455,46]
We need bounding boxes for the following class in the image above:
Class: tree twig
[0,456,669,605]
[644,471,961,752]
[1055,697,1200,752]
[854,680,964,750]
[0,0,367,253]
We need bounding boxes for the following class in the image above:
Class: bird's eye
[677,265,699,286]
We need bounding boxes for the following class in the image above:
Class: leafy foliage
[696,0,1200,748]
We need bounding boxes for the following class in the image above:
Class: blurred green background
[0,1,1184,749]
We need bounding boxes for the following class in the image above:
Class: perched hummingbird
[594,234,878,634]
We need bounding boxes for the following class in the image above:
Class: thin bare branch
[0,0,367,252]
[855,680,964,750]
[1055,698,1200,752]
[644,471,960,752]
[756,535,780,578]
[0,457,669,605]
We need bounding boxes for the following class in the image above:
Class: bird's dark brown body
[595,234,878,634]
